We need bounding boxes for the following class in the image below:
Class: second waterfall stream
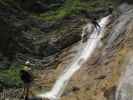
[37,15,113,100]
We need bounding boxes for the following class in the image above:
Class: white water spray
[37,15,112,100]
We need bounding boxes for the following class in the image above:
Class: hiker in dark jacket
[20,62,33,100]
[91,17,101,29]
[81,10,101,43]
[81,17,101,43]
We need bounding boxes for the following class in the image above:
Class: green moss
[33,0,114,21]
[0,66,23,88]
[38,0,80,21]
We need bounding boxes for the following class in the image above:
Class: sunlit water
[115,55,133,100]
[37,15,112,100]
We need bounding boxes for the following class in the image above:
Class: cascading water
[37,15,112,100]
[106,4,133,100]
[115,54,133,100]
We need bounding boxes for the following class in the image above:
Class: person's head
[25,60,30,65]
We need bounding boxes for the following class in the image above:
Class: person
[91,17,101,30]
[81,17,101,43]
[20,63,33,100]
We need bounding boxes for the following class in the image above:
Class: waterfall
[37,15,112,100]
[115,54,133,100]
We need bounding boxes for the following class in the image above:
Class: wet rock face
[21,1,49,13]
[18,0,65,13]
[31,3,133,100]
[0,17,16,59]
[1,1,133,99]
[0,18,10,55]
[0,1,83,64]
[0,0,116,66]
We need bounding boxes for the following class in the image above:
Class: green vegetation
[0,0,115,21]
[35,0,114,21]
[36,0,81,21]
[0,65,23,88]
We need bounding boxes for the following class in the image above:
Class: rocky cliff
[35,3,133,100]
[0,0,133,100]
[0,0,114,88]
